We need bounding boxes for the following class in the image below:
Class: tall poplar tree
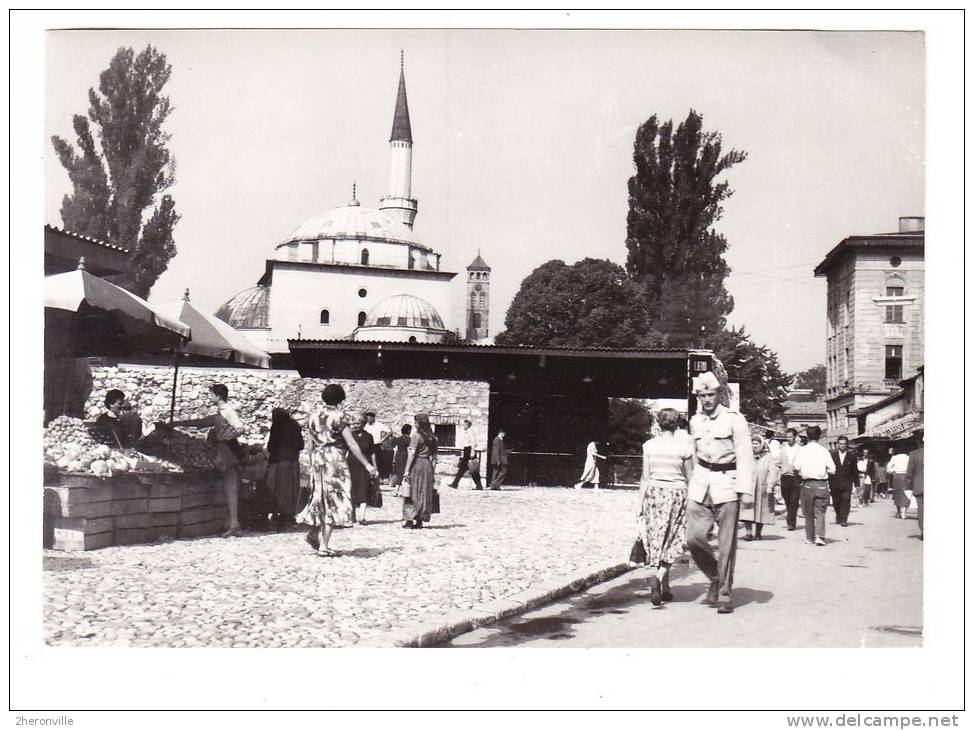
[625,110,745,347]
[51,45,178,297]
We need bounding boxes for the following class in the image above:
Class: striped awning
[852,411,923,442]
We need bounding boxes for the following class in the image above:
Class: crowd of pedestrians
[630,371,924,613]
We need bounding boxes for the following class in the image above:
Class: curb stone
[383,561,634,648]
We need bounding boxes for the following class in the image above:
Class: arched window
[471,312,482,328]
[320,309,330,325]
[358,311,367,327]
[360,249,370,266]
[479,292,487,308]
[470,291,478,307]
[408,336,418,343]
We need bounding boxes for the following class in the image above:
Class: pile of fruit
[43,416,189,476]
[136,428,215,471]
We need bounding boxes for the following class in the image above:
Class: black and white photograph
[9,9,965,719]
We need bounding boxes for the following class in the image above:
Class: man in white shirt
[792,425,835,546]
[450,419,483,490]
[776,428,803,531]
[364,412,391,482]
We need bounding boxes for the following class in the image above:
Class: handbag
[629,539,648,565]
[468,457,481,474]
[367,475,384,508]
[399,478,411,499]
[431,488,441,514]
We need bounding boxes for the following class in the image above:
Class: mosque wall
[84,363,490,479]
[266,265,457,352]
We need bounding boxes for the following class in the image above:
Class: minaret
[379,51,419,229]
[466,252,491,342]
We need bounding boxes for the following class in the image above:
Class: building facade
[814,216,924,445]
[216,58,489,353]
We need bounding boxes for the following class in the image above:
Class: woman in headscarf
[401,413,438,529]
[741,435,778,541]
[265,407,304,531]
[636,408,694,606]
[296,384,377,556]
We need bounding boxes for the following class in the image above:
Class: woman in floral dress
[636,408,694,606]
[296,384,377,556]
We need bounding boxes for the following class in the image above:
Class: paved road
[445,496,923,648]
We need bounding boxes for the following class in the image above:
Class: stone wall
[85,364,490,479]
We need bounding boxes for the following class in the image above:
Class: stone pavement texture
[445,495,923,648]
[43,486,638,647]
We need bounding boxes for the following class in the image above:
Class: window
[319,309,330,325]
[471,312,482,328]
[408,336,417,343]
[885,345,903,380]
[357,311,367,327]
[885,305,904,323]
[360,249,370,266]
[479,292,487,308]
[408,253,415,269]
[886,286,904,297]
[434,423,456,448]
[890,256,902,267]
[358,288,368,298]
[845,347,852,381]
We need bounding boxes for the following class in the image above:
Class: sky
[44,29,925,373]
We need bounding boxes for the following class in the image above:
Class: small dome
[214,285,270,329]
[362,294,446,330]
[280,204,430,251]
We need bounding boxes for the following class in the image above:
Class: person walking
[450,419,484,490]
[857,449,874,506]
[793,425,835,546]
[489,429,509,490]
[265,407,304,531]
[873,452,890,499]
[828,435,860,527]
[390,424,412,497]
[905,431,924,539]
[296,385,377,556]
[161,383,247,538]
[888,446,911,519]
[636,409,694,606]
[574,439,607,490]
[402,413,438,528]
[685,371,754,615]
[348,411,378,525]
[776,428,803,531]
[741,435,778,541]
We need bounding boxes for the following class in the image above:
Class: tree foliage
[625,110,745,345]
[493,258,653,348]
[793,364,826,396]
[51,45,178,297]
[708,326,791,423]
[606,399,654,455]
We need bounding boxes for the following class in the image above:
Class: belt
[697,458,736,473]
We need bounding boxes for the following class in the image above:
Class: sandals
[221,527,243,538]
[316,548,339,558]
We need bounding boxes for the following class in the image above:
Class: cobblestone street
[43,486,636,647]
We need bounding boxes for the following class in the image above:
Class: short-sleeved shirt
[643,435,693,483]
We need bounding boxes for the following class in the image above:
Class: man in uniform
[686,371,754,614]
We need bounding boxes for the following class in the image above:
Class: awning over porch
[851,411,924,442]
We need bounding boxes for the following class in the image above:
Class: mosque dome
[214,285,271,329]
[362,294,446,331]
[278,203,431,252]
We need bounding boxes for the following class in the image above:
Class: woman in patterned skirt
[637,408,694,606]
[296,385,377,556]
[401,413,438,529]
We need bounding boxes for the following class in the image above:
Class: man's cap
[692,371,721,394]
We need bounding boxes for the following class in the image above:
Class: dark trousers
[830,485,853,524]
[451,447,483,489]
[801,480,830,541]
[779,474,802,529]
[916,494,924,534]
[489,463,507,489]
[686,498,739,603]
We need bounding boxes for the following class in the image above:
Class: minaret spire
[380,51,418,228]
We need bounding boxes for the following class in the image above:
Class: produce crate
[43,470,225,551]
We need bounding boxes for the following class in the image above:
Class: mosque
[215,57,491,355]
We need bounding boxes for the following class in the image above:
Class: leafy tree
[606,399,654,455]
[51,45,178,297]
[493,258,653,348]
[793,364,826,396]
[625,110,745,345]
[708,326,791,423]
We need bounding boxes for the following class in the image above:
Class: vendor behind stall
[89,389,136,448]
